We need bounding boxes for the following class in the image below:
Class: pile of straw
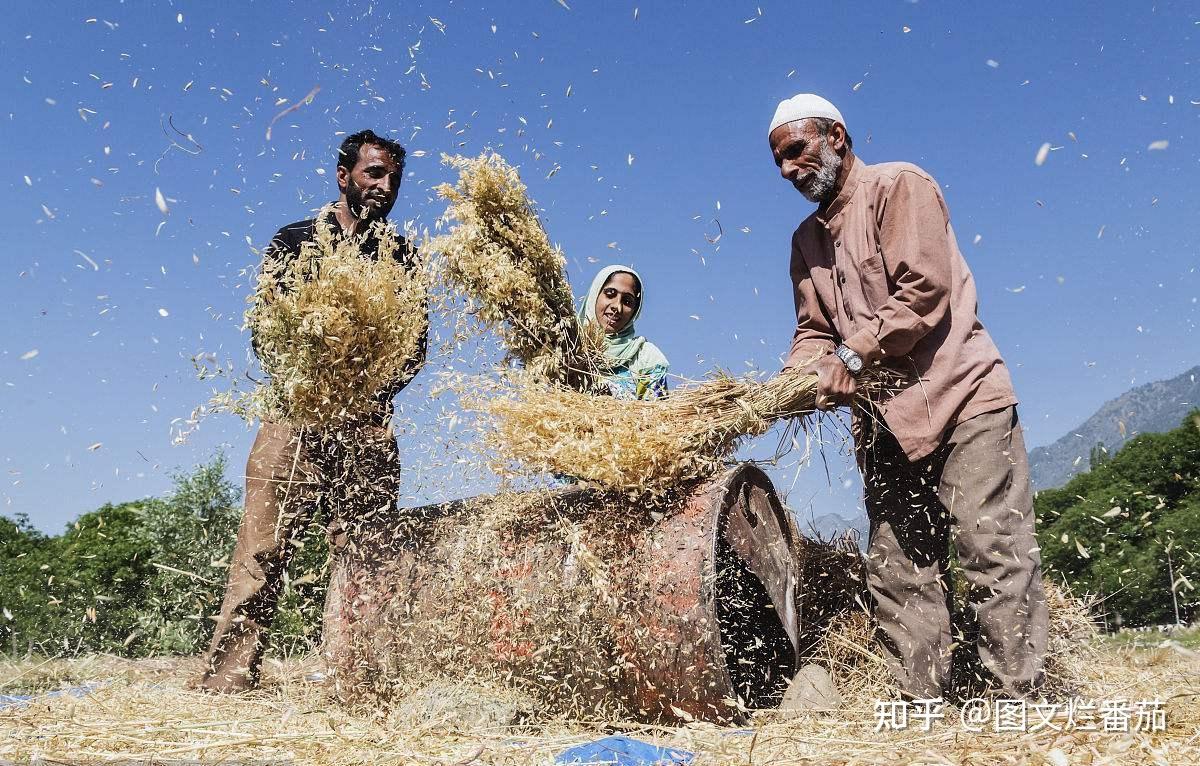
[243,208,427,426]
[5,607,1197,764]
[474,368,857,494]
[803,582,1101,709]
[429,152,605,389]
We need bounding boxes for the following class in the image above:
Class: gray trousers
[860,405,1048,699]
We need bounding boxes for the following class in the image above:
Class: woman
[579,264,670,400]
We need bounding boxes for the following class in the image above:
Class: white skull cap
[769,93,845,137]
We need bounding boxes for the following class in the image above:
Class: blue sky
[2,1,1197,533]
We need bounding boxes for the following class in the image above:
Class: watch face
[848,357,863,372]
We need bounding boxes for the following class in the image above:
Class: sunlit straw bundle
[474,367,852,494]
[244,209,427,426]
[429,152,605,389]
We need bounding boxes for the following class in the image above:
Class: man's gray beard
[801,143,842,204]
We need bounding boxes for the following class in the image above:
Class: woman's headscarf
[578,264,648,368]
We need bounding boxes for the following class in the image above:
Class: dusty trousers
[195,420,399,692]
[859,405,1048,700]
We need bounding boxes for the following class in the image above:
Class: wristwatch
[834,344,864,375]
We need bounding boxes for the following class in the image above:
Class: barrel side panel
[321,467,811,723]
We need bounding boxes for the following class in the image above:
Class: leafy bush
[1037,412,1200,628]
[0,455,329,658]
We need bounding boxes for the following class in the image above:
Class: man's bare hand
[813,353,856,410]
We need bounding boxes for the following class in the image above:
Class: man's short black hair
[338,129,407,175]
[811,117,853,151]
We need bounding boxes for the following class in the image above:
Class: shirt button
[834,241,841,248]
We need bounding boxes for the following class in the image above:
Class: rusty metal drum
[322,463,807,723]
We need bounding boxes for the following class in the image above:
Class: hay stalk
[233,206,428,427]
[428,153,606,390]
[473,366,879,494]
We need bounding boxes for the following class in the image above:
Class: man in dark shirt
[193,130,424,693]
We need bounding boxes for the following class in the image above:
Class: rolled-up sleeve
[784,234,837,371]
[843,170,952,364]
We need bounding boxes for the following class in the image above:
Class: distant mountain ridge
[1029,365,1200,490]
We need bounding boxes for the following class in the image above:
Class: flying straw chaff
[799,582,1100,710]
[428,152,606,390]
[239,207,428,426]
[471,365,875,494]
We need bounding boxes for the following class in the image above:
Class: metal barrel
[322,463,808,723]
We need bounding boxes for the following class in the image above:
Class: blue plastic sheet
[0,683,98,709]
[556,735,694,765]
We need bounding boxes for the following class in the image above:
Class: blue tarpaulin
[556,735,694,765]
[0,683,98,709]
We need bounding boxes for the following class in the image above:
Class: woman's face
[595,272,640,334]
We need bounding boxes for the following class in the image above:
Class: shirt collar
[324,203,385,255]
[323,204,346,235]
[818,151,861,224]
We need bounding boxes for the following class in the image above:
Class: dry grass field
[2,627,1197,765]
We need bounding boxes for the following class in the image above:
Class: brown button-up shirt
[784,153,1017,461]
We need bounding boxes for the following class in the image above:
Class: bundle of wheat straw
[243,208,427,426]
[429,152,605,390]
[474,368,840,494]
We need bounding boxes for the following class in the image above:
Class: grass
[1095,625,1200,651]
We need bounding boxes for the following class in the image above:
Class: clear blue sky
[2,1,1197,533]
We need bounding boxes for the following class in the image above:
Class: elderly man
[768,94,1047,701]
[192,129,423,693]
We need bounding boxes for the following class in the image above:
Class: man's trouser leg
[938,406,1048,698]
[195,422,320,692]
[862,406,1048,699]
[313,422,399,554]
[861,420,954,700]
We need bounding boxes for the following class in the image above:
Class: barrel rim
[702,462,799,714]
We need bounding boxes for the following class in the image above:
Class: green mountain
[1029,365,1200,490]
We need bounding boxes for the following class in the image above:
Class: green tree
[0,514,56,654]
[1,454,331,658]
[1037,412,1200,628]
[40,500,161,654]
[134,456,242,654]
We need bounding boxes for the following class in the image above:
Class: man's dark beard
[344,179,394,221]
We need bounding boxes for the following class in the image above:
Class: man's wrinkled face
[338,144,401,221]
[769,120,843,204]
[595,272,640,334]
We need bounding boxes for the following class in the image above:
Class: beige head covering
[768,93,845,136]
